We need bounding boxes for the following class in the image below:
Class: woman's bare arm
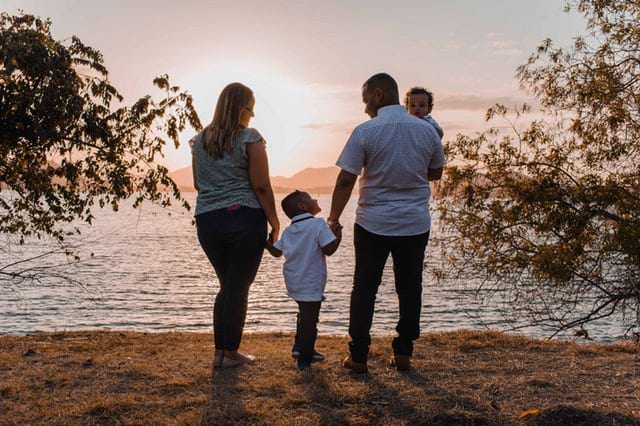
[191,154,200,191]
[247,141,280,242]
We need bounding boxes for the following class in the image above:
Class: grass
[0,330,638,425]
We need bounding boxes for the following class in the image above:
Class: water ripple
[0,193,628,342]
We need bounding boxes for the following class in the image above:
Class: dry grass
[0,330,638,425]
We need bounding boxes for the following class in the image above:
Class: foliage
[437,0,640,337]
[0,13,202,247]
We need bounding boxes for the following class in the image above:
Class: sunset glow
[3,0,587,176]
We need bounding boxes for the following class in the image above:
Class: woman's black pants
[196,206,267,351]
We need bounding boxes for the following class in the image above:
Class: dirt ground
[0,330,638,425]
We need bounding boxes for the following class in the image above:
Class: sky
[2,0,587,176]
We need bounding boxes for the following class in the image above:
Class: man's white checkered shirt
[336,105,445,237]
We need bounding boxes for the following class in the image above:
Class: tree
[0,13,202,284]
[437,0,639,338]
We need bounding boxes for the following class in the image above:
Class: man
[328,73,444,372]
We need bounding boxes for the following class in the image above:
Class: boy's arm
[265,240,283,257]
[321,226,342,256]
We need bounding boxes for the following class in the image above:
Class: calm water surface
[0,193,627,342]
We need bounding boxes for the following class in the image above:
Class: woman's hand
[268,224,280,245]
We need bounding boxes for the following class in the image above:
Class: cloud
[301,123,333,130]
[300,121,358,134]
[437,94,536,111]
[485,32,502,39]
[490,40,516,49]
[487,38,525,57]
[304,84,360,100]
[493,48,525,57]
[439,121,475,132]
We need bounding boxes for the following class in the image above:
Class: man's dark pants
[348,224,430,363]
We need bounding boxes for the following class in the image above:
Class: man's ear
[376,88,384,103]
[296,201,307,212]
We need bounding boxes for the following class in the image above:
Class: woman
[191,82,279,368]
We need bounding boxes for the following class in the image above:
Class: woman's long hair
[202,82,254,159]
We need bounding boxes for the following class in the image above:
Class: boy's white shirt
[272,213,337,302]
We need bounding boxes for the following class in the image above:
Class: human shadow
[369,369,512,426]
[399,370,640,426]
[296,367,353,425]
[526,406,640,426]
[201,366,252,426]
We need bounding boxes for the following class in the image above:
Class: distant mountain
[270,166,341,193]
[167,166,195,192]
[169,165,342,194]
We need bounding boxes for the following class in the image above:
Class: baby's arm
[321,225,342,256]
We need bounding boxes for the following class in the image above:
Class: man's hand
[322,220,343,256]
[328,219,342,234]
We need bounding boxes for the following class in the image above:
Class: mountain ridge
[168,165,342,193]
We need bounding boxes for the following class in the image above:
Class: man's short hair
[404,86,434,110]
[363,73,399,98]
[281,190,306,219]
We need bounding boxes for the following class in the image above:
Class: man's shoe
[296,359,312,371]
[342,356,368,373]
[390,354,411,371]
[292,349,326,363]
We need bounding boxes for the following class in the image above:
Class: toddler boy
[265,190,341,370]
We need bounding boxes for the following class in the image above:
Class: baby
[265,191,342,370]
[405,86,444,139]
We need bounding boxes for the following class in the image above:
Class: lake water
[0,193,628,342]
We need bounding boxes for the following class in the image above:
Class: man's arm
[328,170,357,229]
[428,167,443,181]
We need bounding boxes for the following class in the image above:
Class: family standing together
[190,73,445,372]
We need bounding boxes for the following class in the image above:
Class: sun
[181,61,315,175]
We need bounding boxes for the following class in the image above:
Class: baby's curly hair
[404,87,434,111]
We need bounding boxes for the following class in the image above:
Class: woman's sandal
[221,352,256,368]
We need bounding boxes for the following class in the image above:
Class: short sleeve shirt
[190,127,265,216]
[273,213,337,302]
[336,105,445,236]
[423,114,444,139]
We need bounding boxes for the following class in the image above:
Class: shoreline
[2,327,631,345]
[1,329,638,425]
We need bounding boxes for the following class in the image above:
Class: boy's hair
[404,86,434,111]
[281,190,307,219]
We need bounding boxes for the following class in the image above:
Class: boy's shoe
[296,359,312,371]
[390,354,411,371]
[291,348,326,363]
[342,356,368,373]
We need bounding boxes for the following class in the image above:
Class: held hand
[327,219,342,235]
[268,226,280,245]
[334,226,343,239]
